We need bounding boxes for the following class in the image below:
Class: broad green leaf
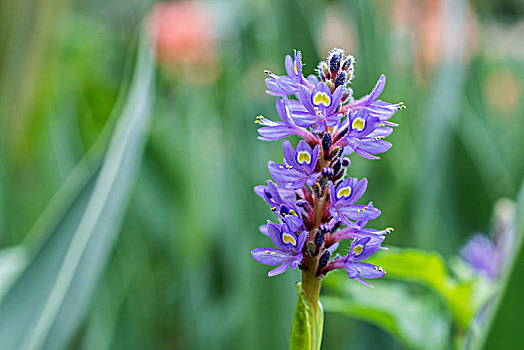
[0,28,155,350]
[368,248,475,329]
[480,179,524,349]
[289,282,323,350]
[323,276,449,350]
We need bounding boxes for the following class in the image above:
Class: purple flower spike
[293,82,343,132]
[251,48,401,287]
[343,237,386,287]
[251,222,307,276]
[328,178,381,228]
[269,140,321,189]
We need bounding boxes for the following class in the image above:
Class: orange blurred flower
[147,1,218,81]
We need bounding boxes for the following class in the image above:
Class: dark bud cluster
[317,48,355,103]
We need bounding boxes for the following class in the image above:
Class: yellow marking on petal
[254,120,260,124]
[294,61,298,75]
[337,186,352,199]
[286,165,293,169]
[374,136,385,140]
[256,115,264,120]
[386,227,394,233]
[264,250,270,254]
[321,94,330,106]
[364,206,369,210]
[373,266,378,270]
[357,209,361,213]
[352,117,365,132]
[378,267,384,272]
[353,244,364,255]
[271,252,276,255]
[282,233,297,246]
[271,207,276,211]
[288,209,298,217]
[279,165,284,169]
[313,92,331,107]
[297,151,311,164]
[398,102,406,109]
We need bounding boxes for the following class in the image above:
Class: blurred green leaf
[323,276,449,350]
[480,179,524,349]
[0,29,155,350]
[368,248,475,329]
[0,246,28,302]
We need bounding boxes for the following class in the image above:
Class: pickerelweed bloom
[250,48,403,347]
[251,47,402,281]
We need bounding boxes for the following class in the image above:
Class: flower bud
[329,49,343,76]
[334,71,346,89]
[333,160,341,176]
[341,158,351,167]
[314,229,325,248]
[329,146,341,159]
[322,132,332,156]
[318,250,331,268]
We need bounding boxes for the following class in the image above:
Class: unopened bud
[334,71,346,89]
[319,250,331,268]
[322,132,332,156]
[341,158,351,167]
[307,241,317,255]
[333,160,341,175]
[313,183,322,197]
[329,146,341,159]
[319,61,330,80]
[342,55,353,71]
[322,167,334,177]
[329,49,343,76]
[314,230,325,248]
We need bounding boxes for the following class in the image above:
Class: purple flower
[251,222,307,276]
[460,234,498,279]
[328,178,381,228]
[343,237,386,287]
[268,140,321,189]
[336,109,392,160]
[265,50,311,96]
[256,97,317,144]
[342,74,402,126]
[293,82,344,132]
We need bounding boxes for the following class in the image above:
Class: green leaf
[368,248,475,329]
[480,179,524,349]
[0,28,155,350]
[289,282,323,350]
[323,276,449,350]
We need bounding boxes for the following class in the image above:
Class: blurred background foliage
[0,0,523,349]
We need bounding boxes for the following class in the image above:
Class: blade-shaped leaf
[0,29,155,350]
[480,179,524,349]
[367,248,475,329]
[323,277,449,350]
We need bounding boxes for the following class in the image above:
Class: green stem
[289,257,324,349]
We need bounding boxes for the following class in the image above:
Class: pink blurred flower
[147,1,217,69]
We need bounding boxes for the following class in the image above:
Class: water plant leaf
[323,277,449,350]
[0,28,155,350]
[367,248,475,329]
